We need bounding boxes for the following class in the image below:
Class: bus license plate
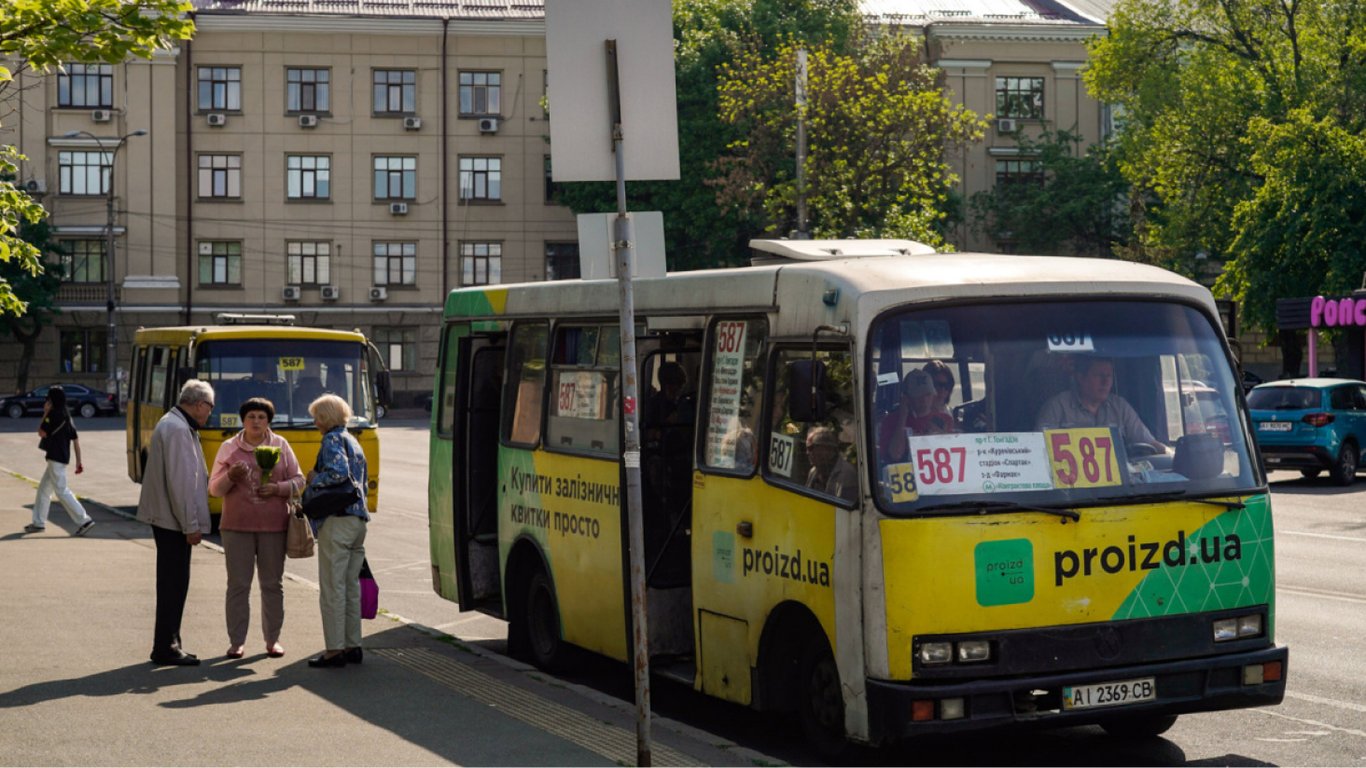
[1259,421,1292,432]
[1062,678,1156,710]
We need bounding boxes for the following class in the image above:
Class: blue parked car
[1247,378,1366,484]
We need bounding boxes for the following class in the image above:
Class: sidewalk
[0,468,777,767]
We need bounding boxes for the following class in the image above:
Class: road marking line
[375,647,702,767]
[1279,586,1366,605]
[1284,690,1366,715]
[1254,707,1366,739]
[1281,529,1366,544]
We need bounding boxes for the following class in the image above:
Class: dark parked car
[1,384,118,419]
[1248,378,1366,484]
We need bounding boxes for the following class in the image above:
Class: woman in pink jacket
[208,397,305,659]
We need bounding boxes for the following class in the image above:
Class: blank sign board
[545,0,680,182]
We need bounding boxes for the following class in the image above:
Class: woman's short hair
[309,394,352,430]
[239,397,275,421]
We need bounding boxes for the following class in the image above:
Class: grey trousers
[317,515,367,651]
[222,529,288,646]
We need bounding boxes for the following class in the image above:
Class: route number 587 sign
[1044,428,1123,489]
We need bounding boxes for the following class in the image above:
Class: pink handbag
[359,558,378,620]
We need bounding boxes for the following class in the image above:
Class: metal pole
[105,150,118,402]
[606,38,652,768]
[795,48,809,240]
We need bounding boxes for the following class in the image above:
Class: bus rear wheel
[799,635,847,761]
[525,570,567,672]
[1100,713,1177,738]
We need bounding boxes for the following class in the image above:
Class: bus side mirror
[788,360,828,423]
[375,370,392,408]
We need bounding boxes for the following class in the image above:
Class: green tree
[714,34,984,245]
[0,219,64,392]
[1217,111,1366,333]
[553,0,862,270]
[1085,0,1366,328]
[0,0,194,316]
[967,130,1130,257]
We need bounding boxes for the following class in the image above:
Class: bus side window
[766,347,859,505]
[502,323,549,447]
[545,323,620,456]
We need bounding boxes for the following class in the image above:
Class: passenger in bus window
[923,359,955,420]
[1035,356,1165,451]
[876,369,954,464]
[805,426,858,502]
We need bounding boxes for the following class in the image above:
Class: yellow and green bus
[127,316,390,516]
[426,239,1286,751]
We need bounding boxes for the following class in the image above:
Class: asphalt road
[4,413,1365,765]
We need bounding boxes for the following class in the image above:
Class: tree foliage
[0,0,193,316]
[553,0,863,270]
[0,219,65,391]
[967,130,1130,257]
[1085,0,1366,331]
[714,34,985,246]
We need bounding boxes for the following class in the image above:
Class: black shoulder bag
[301,436,363,520]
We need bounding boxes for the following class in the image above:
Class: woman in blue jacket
[303,394,370,667]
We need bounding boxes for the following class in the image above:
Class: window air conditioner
[402,116,422,131]
[24,179,46,195]
[388,202,409,215]
[996,118,1018,134]
[298,114,319,128]
[282,285,302,301]
[91,109,112,123]
[477,117,499,133]
[206,113,227,127]
[320,285,340,301]
[369,286,388,302]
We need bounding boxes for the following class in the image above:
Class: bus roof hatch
[749,238,937,263]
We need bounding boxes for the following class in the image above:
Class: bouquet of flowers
[254,445,281,488]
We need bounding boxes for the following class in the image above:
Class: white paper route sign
[905,432,1056,495]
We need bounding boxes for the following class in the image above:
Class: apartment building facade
[2,0,575,405]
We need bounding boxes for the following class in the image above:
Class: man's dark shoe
[343,647,363,664]
[308,652,347,668]
[150,649,201,666]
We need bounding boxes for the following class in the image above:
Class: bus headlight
[956,640,992,663]
[919,642,953,665]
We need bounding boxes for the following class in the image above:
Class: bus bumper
[866,644,1287,742]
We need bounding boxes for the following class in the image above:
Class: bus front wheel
[799,635,847,760]
[1100,713,1177,738]
[525,570,567,672]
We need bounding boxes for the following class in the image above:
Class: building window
[372,69,416,114]
[373,327,416,372]
[458,71,501,116]
[995,77,1044,120]
[58,151,111,196]
[198,154,242,199]
[60,329,107,374]
[286,68,330,113]
[197,66,242,111]
[287,241,331,285]
[57,63,113,108]
[373,156,416,200]
[198,241,242,285]
[286,155,330,200]
[58,240,107,283]
[995,158,1043,187]
[459,156,501,202]
[373,242,416,286]
[460,241,502,286]
[545,242,580,281]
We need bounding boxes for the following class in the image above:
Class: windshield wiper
[915,499,1080,522]
[1096,490,1246,510]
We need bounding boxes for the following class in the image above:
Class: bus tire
[1100,713,1177,738]
[525,570,567,672]
[799,633,848,761]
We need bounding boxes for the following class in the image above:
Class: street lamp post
[63,129,146,403]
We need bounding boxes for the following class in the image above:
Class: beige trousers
[222,530,288,646]
[317,515,367,651]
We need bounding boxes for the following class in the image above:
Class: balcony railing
[57,283,118,304]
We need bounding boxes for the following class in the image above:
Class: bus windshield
[194,338,375,428]
[867,299,1258,513]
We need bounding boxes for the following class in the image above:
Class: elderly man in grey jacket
[138,379,215,666]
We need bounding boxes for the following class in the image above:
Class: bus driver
[1036,356,1165,451]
